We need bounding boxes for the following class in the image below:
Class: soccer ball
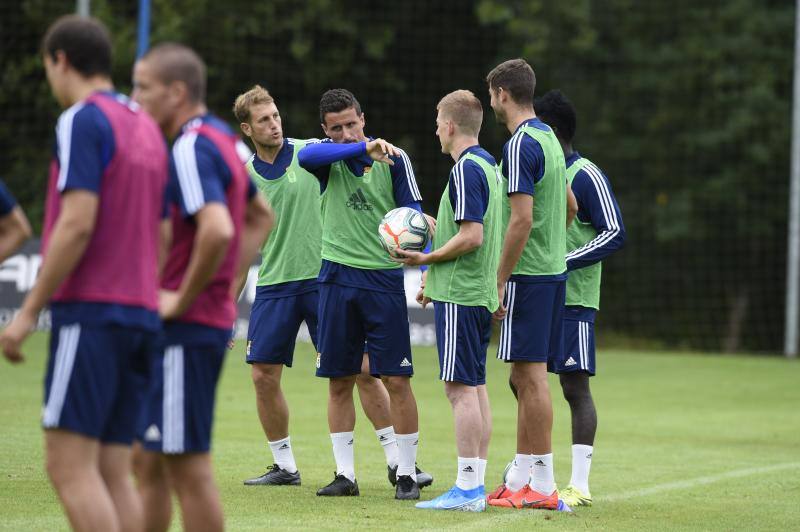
[378,207,430,257]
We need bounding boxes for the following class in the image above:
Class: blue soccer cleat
[415,485,486,512]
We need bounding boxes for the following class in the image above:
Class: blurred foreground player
[132,43,271,532]
[535,90,625,507]
[1,15,167,532]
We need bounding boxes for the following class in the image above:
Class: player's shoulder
[288,137,323,145]
[573,157,608,184]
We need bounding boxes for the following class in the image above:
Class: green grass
[2,333,799,530]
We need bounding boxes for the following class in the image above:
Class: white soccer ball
[378,207,430,257]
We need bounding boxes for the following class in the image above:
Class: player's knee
[251,363,281,390]
[560,373,591,405]
[380,375,411,397]
[329,376,356,401]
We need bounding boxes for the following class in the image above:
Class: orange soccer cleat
[488,485,559,510]
[486,483,516,502]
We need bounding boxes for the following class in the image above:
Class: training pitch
[1,333,798,530]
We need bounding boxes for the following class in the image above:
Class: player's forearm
[566,227,626,271]
[175,218,232,314]
[496,218,531,284]
[427,225,482,264]
[298,142,366,170]
[566,186,578,228]
[19,213,93,317]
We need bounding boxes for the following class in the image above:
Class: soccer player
[395,90,502,512]
[485,59,567,511]
[0,15,168,531]
[232,85,431,489]
[298,89,425,499]
[0,179,32,262]
[131,43,272,532]
[536,90,626,507]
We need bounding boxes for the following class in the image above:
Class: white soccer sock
[477,458,488,488]
[330,432,356,482]
[530,453,556,495]
[456,457,480,491]
[395,432,418,480]
[375,426,399,468]
[569,444,593,494]
[505,453,533,491]
[268,436,297,473]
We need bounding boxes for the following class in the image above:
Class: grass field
[1,332,799,530]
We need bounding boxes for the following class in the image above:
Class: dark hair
[142,43,207,104]
[534,90,577,143]
[319,88,362,124]
[485,58,536,107]
[41,15,112,78]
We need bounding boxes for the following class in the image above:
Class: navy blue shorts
[434,302,491,386]
[140,324,228,454]
[550,306,596,375]
[246,290,318,366]
[316,283,413,378]
[497,279,565,363]
[43,322,155,444]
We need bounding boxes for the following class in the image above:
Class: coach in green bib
[396,90,502,512]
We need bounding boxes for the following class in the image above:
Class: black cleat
[316,473,359,496]
[395,474,420,500]
[388,464,433,489]
[243,464,301,486]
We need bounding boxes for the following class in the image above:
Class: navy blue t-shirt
[448,145,495,224]
[565,152,625,271]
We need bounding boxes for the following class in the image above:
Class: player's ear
[359,113,366,128]
[240,122,251,137]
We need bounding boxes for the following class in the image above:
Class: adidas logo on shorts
[400,357,412,367]
[144,424,162,442]
[565,357,577,367]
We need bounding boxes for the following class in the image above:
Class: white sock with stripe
[477,458,487,487]
[505,453,532,491]
[268,436,297,473]
[569,444,593,494]
[375,426,398,468]
[530,453,556,495]
[395,432,418,480]
[330,432,356,482]
[456,457,480,490]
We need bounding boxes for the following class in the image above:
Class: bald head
[141,43,206,104]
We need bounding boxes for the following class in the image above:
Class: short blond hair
[233,85,274,124]
[437,90,483,136]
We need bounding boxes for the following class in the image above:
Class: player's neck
[505,107,536,135]
[561,141,574,157]
[256,140,284,164]
[168,103,208,139]
[450,136,480,162]
[65,75,113,107]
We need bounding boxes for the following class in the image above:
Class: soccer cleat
[559,485,592,507]
[415,485,486,512]
[486,483,516,501]
[388,464,433,489]
[243,464,301,486]
[316,473,359,496]
[395,475,420,500]
[488,485,559,510]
